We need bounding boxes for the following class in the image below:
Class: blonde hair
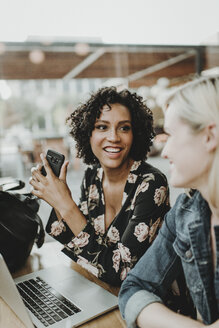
[165,76,219,208]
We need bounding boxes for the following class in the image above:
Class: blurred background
[0,0,219,217]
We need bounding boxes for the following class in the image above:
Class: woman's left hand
[29,153,72,211]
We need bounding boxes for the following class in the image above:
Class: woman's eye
[95,124,107,130]
[120,125,131,132]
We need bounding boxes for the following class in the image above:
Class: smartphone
[41,149,65,177]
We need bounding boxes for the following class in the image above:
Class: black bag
[0,180,45,272]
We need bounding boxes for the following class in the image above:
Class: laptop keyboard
[16,276,81,327]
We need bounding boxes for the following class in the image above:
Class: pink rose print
[89,184,99,201]
[136,180,149,196]
[128,173,137,184]
[131,161,141,171]
[142,173,155,181]
[112,249,121,272]
[134,222,149,242]
[154,186,167,206]
[107,226,120,243]
[149,217,161,243]
[80,201,88,215]
[120,267,131,281]
[112,243,132,273]
[68,231,90,248]
[77,256,99,277]
[96,167,103,180]
[50,220,66,236]
[118,243,131,263]
[94,215,105,234]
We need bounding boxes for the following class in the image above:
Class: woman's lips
[103,147,123,158]
[104,147,122,153]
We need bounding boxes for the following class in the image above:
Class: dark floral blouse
[46,160,170,286]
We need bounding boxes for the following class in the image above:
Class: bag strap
[34,213,45,248]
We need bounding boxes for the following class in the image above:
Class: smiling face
[161,104,212,191]
[90,103,133,171]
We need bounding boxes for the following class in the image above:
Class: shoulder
[135,161,168,187]
[159,192,193,236]
[167,190,205,226]
[159,190,208,247]
[130,161,169,207]
[173,189,200,211]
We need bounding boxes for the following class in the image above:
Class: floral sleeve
[45,173,89,244]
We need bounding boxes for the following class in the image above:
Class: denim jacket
[119,190,219,327]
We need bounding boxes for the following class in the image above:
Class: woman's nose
[107,128,120,141]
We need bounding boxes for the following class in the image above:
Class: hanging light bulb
[29,50,45,64]
[157,77,170,88]
[74,43,90,56]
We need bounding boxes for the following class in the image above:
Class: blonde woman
[119,76,219,327]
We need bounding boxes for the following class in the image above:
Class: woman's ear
[205,123,218,152]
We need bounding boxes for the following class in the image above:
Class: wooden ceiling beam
[126,50,196,82]
[0,42,218,81]
[63,48,105,80]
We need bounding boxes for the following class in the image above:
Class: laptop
[0,254,118,328]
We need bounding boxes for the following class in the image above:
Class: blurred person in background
[119,76,219,327]
[30,86,170,286]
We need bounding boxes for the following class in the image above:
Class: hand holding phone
[41,149,65,177]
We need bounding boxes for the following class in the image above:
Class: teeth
[105,148,120,153]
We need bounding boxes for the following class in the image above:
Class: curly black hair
[66,86,155,165]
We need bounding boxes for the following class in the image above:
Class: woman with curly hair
[30,86,170,286]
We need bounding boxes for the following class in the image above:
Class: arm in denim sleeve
[118,200,182,328]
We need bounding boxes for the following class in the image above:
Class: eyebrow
[95,119,132,124]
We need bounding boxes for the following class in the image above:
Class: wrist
[59,201,77,223]
[58,201,87,236]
